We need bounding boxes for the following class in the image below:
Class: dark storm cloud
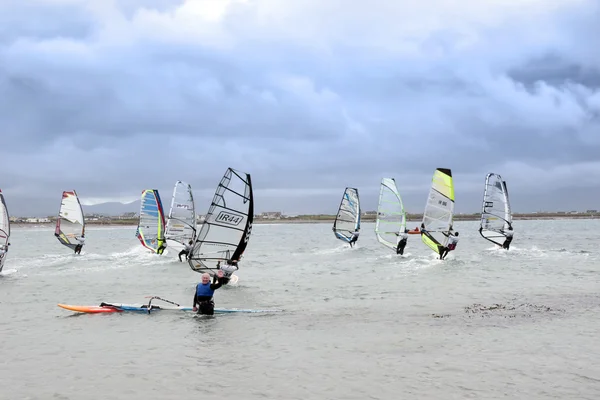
[0,0,599,216]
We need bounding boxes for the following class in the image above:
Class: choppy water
[1,220,600,399]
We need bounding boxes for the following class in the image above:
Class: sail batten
[421,168,455,254]
[0,189,10,272]
[333,187,361,243]
[55,190,85,250]
[375,178,406,251]
[188,168,254,275]
[136,189,166,253]
[165,181,196,252]
[480,173,512,246]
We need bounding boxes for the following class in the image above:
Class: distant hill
[82,200,140,216]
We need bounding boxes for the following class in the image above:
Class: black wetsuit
[178,245,192,262]
[193,276,223,315]
[396,238,407,255]
[502,235,513,250]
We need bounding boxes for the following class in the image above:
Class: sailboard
[0,189,10,272]
[421,168,455,255]
[55,190,85,251]
[188,168,253,275]
[165,181,196,253]
[57,296,282,314]
[480,173,512,246]
[375,178,406,251]
[333,187,361,243]
[136,189,166,253]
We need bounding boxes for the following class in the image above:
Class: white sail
[0,189,10,272]
[421,168,455,255]
[55,190,85,250]
[480,173,512,246]
[165,181,196,252]
[375,178,406,250]
[333,187,361,243]
[188,168,253,275]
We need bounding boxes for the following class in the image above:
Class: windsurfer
[440,232,459,260]
[349,230,360,247]
[395,229,409,255]
[74,235,85,254]
[193,270,224,315]
[501,225,514,250]
[179,240,193,262]
[157,237,167,255]
[217,259,239,285]
[0,242,8,258]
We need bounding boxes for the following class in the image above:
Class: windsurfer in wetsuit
[0,242,9,259]
[74,234,85,254]
[193,270,224,315]
[395,229,409,255]
[440,231,459,260]
[217,259,239,285]
[179,239,193,262]
[157,236,167,255]
[349,230,360,247]
[501,225,514,250]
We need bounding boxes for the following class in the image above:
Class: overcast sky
[1,0,599,216]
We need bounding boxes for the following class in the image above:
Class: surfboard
[57,302,280,314]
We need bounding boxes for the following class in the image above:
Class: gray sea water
[1,219,599,400]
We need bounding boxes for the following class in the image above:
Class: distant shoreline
[9,213,600,228]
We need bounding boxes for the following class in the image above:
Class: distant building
[25,217,50,223]
[259,212,282,219]
[118,212,137,219]
[586,210,598,213]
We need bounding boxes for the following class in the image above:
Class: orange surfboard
[57,304,121,313]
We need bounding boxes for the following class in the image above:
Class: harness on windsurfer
[217,259,239,285]
[395,229,409,255]
[193,271,224,315]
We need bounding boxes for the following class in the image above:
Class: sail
[375,178,406,251]
[55,190,85,250]
[188,168,253,274]
[421,168,455,255]
[333,187,361,243]
[0,189,10,272]
[480,173,512,246]
[165,181,196,250]
[136,189,166,253]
